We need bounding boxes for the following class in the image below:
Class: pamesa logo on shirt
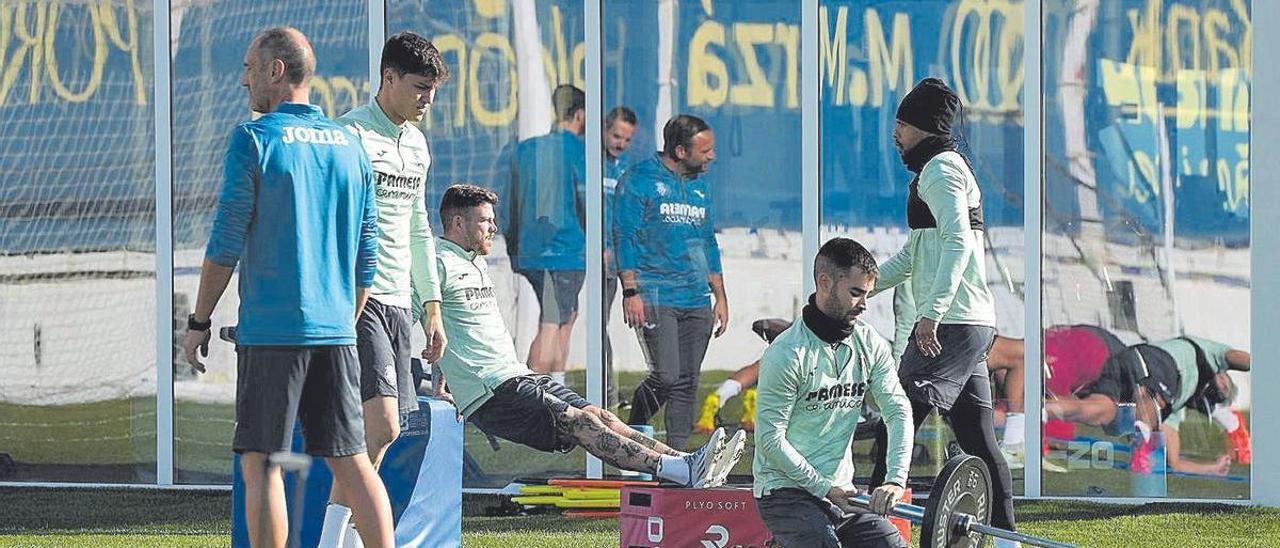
[281,126,351,146]
[804,381,867,411]
[659,202,706,225]
[461,285,498,311]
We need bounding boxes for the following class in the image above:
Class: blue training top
[603,155,628,277]
[205,102,379,346]
[613,153,722,309]
[507,129,586,272]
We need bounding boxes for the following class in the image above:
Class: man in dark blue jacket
[614,114,729,450]
[181,27,393,548]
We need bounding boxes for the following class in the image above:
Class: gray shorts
[519,269,585,325]
[233,345,366,457]
[357,298,419,414]
[756,488,907,548]
[898,323,997,412]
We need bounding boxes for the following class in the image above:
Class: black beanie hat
[896,78,961,136]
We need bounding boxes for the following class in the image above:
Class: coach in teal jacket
[614,114,727,450]
[182,27,394,547]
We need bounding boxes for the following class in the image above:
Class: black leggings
[870,375,1016,531]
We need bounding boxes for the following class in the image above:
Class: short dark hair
[381,31,450,85]
[606,106,637,128]
[254,27,315,85]
[662,114,711,156]
[553,84,586,121]
[814,237,879,281]
[439,184,498,221]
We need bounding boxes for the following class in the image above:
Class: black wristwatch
[622,287,641,299]
[187,314,212,332]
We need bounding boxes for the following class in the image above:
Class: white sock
[551,371,566,385]
[1212,404,1241,432]
[317,504,352,548]
[1003,413,1025,446]
[341,523,364,548]
[1134,420,1153,443]
[716,380,742,403]
[656,454,690,485]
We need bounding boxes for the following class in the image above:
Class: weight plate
[921,454,992,548]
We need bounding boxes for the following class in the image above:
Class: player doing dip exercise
[431,184,747,487]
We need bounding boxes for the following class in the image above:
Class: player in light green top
[1153,336,1251,475]
[321,32,450,548]
[753,238,912,548]
[867,78,1017,538]
[432,184,745,489]
[1046,336,1251,476]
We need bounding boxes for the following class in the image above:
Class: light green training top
[873,151,996,326]
[753,316,914,498]
[1154,336,1233,429]
[435,238,531,417]
[338,101,441,310]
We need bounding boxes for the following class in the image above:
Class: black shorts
[1080,344,1179,407]
[898,323,997,412]
[520,269,585,325]
[233,345,366,457]
[357,298,419,414]
[468,375,591,453]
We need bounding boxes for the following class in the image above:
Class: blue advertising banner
[0,0,1250,254]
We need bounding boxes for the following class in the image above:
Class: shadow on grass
[0,488,230,535]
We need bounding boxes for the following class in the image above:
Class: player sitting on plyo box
[753,238,913,548]
[431,184,746,488]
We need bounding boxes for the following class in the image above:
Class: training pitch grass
[2,487,1280,547]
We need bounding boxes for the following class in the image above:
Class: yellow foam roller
[562,488,622,500]
[518,485,565,495]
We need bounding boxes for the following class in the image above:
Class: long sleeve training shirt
[435,239,534,416]
[338,101,441,311]
[753,317,913,498]
[205,102,378,346]
[873,151,995,326]
[612,154,722,308]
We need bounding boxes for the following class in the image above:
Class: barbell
[846,455,1075,548]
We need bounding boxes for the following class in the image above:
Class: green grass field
[0,370,1251,499]
[0,367,1270,546]
[2,487,1280,547]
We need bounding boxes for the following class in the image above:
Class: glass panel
[1042,0,1250,499]
[601,0,804,480]
[171,1,370,483]
[386,0,588,487]
[0,0,157,483]
[819,0,1027,494]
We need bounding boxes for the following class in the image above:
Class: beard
[681,158,708,175]
[821,293,863,325]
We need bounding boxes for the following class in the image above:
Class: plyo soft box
[619,486,769,548]
[618,486,913,548]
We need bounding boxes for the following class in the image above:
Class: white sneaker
[709,429,747,487]
[1001,442,1025,470]
[683,427,726,488]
